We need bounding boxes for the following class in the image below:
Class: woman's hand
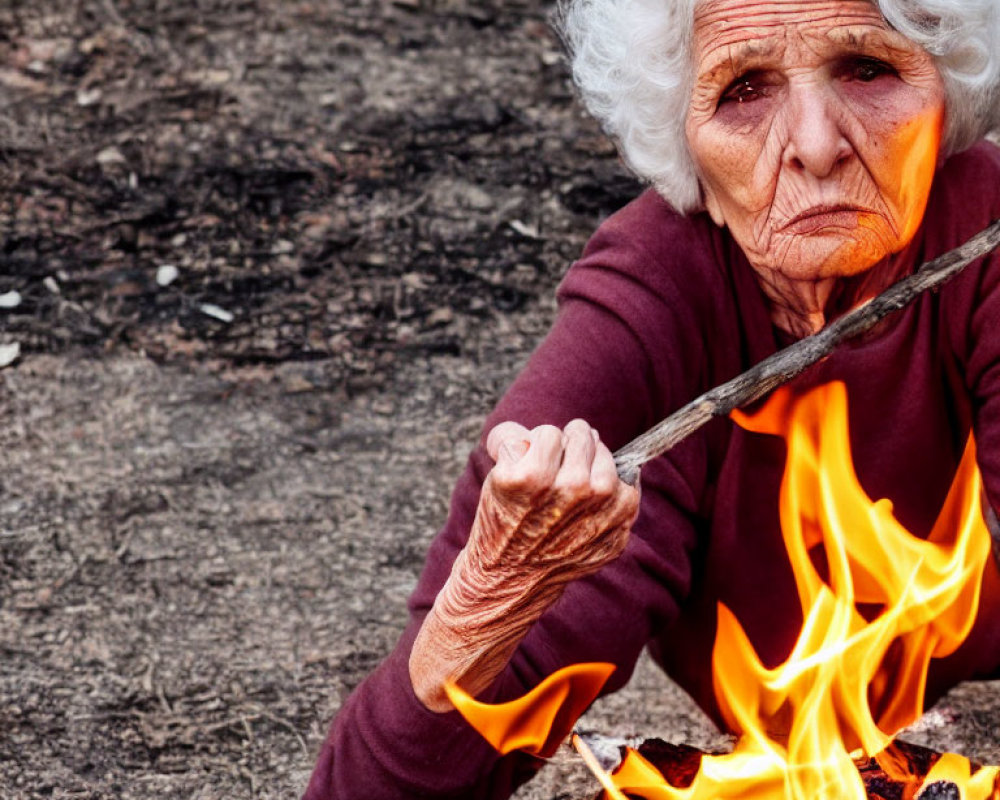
[409,418,640,711]
[474,418,638,578]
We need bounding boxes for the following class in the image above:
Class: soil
[0,1,996,799]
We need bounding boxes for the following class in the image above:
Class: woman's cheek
[699,113,771,187]
[872,108,943,241]
[838,77,944,239]
[891,112,943,242]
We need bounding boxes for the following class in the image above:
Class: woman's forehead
[692,0,905,74]
[693,0,888,50]
[694,0,883,27]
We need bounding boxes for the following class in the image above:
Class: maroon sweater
[304,142,1000,799]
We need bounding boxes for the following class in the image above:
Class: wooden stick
[614,219,1000,484]
[570,731,631,800]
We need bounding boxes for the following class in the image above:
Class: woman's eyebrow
[696,40,781,84]
[817,25,911,58]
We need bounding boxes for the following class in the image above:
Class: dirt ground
[0,1,997,798]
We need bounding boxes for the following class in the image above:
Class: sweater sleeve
[968,241,1000,514]
[303,198,726,799]
[943,143,1000,512]
[963,164,1000,682]
[934,141,1000,686]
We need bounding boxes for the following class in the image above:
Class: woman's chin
[758,234,891,284]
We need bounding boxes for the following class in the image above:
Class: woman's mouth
[783,205,870,234]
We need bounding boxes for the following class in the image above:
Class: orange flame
[451,382,998,800]
[444,662,614,758]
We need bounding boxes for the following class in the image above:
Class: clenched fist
[410,419,640,711]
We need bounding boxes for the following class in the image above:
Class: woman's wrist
[408,552,565,712]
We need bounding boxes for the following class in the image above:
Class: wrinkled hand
[410,419,639,711]
[473,418,638,580]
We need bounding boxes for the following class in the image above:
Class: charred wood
[593,738,1000,800]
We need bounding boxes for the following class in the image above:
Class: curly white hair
[557,0,1000,212]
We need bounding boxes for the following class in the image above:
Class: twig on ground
[248,704,310,754]
[614,219,1000,484]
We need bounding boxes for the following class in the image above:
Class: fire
[448,381,999,800]
[443,662,614,758]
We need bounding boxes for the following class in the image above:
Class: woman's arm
[302,316,705,799]
[303,197,723,800]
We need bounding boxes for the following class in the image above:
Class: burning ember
[446,381,1000,800]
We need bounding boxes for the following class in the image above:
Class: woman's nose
[781,84,853,178]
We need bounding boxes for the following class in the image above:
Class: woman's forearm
[409,546,566,711]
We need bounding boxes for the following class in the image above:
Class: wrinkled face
[685,0,947,283]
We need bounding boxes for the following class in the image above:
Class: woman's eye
[719,73,768,105]
[841,57,897,83]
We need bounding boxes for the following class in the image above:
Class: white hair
[557,0,1000,212]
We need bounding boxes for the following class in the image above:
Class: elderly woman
[305,0,1000,797]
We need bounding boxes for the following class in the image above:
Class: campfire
[446,381,1000,800]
